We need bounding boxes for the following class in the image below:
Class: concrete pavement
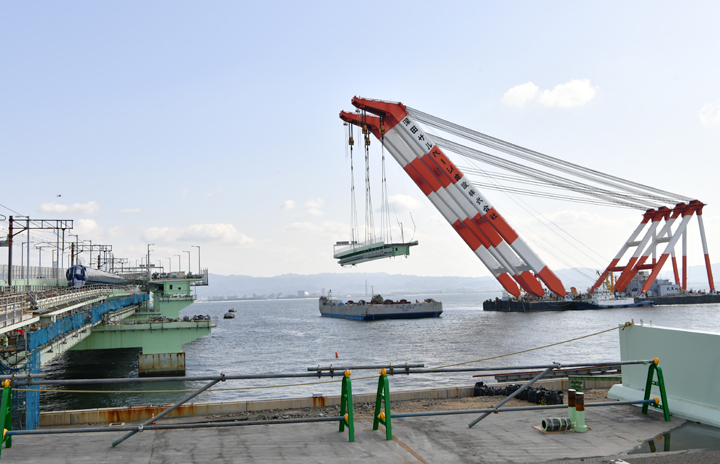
[2,405,685,463]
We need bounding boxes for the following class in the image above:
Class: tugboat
[574,283,653,310]
[319,292,442,321]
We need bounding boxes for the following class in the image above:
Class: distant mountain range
[195,263,720,299]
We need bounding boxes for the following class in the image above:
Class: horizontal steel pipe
[391,400,656,418]
[6,400,655,436]
[12,359,654,386]
[307,363,424,371]
[7,416,346,436]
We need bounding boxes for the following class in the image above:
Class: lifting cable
[346,123,359,244]
[379,118,392,244]
[362,111,376,244]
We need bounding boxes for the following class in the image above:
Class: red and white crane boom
[340,98,566,297]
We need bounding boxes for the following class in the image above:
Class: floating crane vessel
[339,97,715,305]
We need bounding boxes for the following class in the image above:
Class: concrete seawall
[40,377,620,427]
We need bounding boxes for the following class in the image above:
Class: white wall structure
[608,323,720,427]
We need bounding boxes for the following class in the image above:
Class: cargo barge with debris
[319,293,442,320]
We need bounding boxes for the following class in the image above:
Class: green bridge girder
[71,321,211,354]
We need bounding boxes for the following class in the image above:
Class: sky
[1,1,720,290]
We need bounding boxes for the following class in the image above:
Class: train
[66,265,128,288]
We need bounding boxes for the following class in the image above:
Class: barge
[319,293,442,320]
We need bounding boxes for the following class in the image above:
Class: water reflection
[629,422,720,454]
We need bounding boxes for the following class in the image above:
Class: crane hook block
[349,136,354,146]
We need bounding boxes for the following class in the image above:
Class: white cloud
[536,79,598,108]
[502,79,598,109]
[281,200,296,211]
[143,223,252,245]
[501,82,539,107]
[39,201,100,215]
[305,198,324,217]
[75,219,99,234]
[120,208,140,213]
[700,99,720,125]
[388,194,423,214]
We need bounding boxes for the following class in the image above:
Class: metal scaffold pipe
[7,416,347,436]
[468,365,556,428]
[4,401,658,437]
[12,360,655,387]
[112,378,221,447]
[391,400,657,419]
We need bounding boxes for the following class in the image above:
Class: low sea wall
[39,377,619,427]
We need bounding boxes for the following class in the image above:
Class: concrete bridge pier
[138,352,186,377]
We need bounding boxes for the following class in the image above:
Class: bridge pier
[138,352,186,377]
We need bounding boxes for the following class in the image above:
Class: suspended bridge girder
[334,241,418,266]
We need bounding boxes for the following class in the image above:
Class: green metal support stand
[372,369,392,440]
[641,358,671,422]
[338,370,354,442]
[0,381,12,457]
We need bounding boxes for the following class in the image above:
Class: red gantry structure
[340,97,715,298]
[591,200,714,295]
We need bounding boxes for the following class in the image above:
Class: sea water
[40,293,720,411]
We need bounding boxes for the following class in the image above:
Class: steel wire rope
[363,113,376,245]
[408,107,691,205]
[419,124,606,279]
[460,187,602,284]
[438,150,643,280]
[436,136,657,210]
[461,162,610,269]
[459,167,642,208]
[16,324,631,394]
[347,124,359,245]
[379,138,392,243]
[460,180,637,208]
